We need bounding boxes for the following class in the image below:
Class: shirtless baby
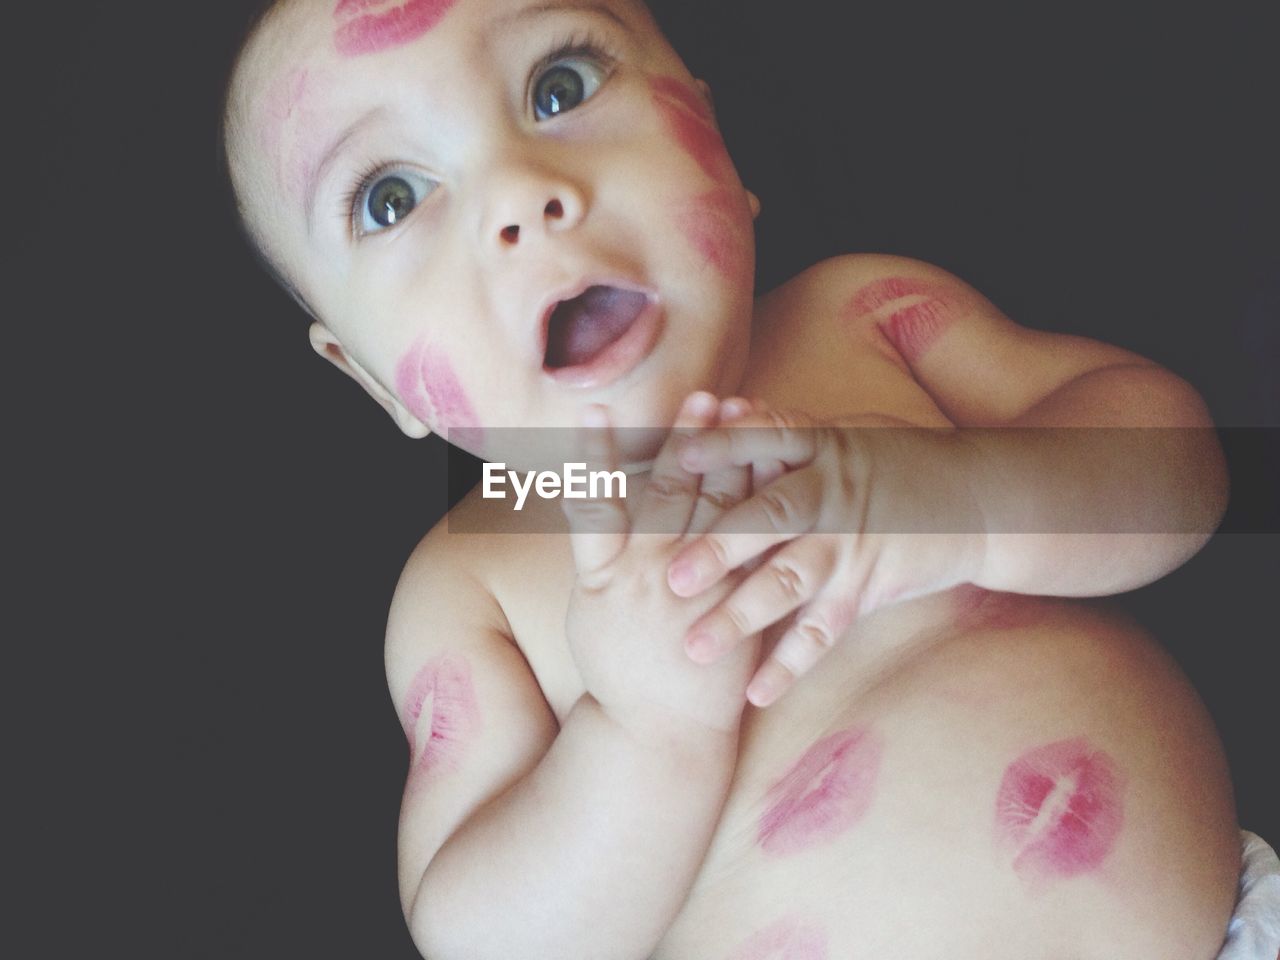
[223,1,1243,957]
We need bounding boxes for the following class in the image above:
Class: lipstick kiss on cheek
[758,726,883,857]
[401,655,482,790]
[394,338,485,449]
[649,76,734,185]
[994,736,1125,882]
[332,0,458,58]
[674,188,753,285]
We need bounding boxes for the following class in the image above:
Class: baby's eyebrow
[496,0,628,31]
[304,108,388,236]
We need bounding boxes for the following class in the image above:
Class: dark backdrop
[36,0,1276,956]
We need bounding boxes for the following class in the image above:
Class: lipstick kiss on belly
[758,726,883,857]
[727,915,828,960]
[994,736,1125,882]
[332,0,457,57]
[401,655,481,789]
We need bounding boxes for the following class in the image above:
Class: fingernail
[686,392,716,416]
[582,405,608,428]
[685,631,718,663]
[668,560,698,594]
[678,440,703,469]
[747,674,781,707]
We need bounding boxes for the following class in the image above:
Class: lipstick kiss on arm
[402,654,482,790]
[845,276,966,365]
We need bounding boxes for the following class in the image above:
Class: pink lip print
[402,655,481,789]
[394,338,485,449]
[675,187,752,283]
[650,76,733,184]
[845,276,963,363]
[727,916,828,960]
[995,736,1125,882]
[758,727,883,857]
[333,0,458,57]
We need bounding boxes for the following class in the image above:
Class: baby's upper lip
[533,275,656,365]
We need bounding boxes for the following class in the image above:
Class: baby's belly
[651,592,1239,960]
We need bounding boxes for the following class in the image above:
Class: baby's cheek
[394,339,485,449]
[673,188,754,286]
[332,0,458,58]
[649,77,734,185]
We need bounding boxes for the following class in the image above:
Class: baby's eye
[355,170,437,236]
[532,55,608,121]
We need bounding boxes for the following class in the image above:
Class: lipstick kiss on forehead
[332,0,458,57]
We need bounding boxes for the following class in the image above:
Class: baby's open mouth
[543,286,650,369]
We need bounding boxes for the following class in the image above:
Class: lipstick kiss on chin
[995,736,1124,882]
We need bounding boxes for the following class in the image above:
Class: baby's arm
[392,397,754,960]
[850,254,1228,596]
[388,530,735,960]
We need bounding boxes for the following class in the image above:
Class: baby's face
[228,0,756,460]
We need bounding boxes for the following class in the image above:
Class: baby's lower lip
[543,298,664,389]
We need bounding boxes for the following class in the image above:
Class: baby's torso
[457,261,1238,959]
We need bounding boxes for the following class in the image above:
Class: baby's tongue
[544,286,647,368]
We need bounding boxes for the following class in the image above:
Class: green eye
[533,56,607,120]
[356,170,436,236]
[369,177,414,226]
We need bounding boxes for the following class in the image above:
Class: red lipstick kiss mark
[758,727,883,857]
[951,585,1047,632]
[727,916,828,960]
[650,76,733,184]
[394,338,485,450]
[675,187,753,284]
[402,655,481,790]
[845,276,966,364]
[333,0,457,58]
[995,737,1125,883]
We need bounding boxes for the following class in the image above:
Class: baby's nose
[483,164,586,248]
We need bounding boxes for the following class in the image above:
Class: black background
[33,0,1277,955]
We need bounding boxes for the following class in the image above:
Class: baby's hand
[561,394,762,739]
[667,402,986,707]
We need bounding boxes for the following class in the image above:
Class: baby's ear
[308,323,431,439]
[694,79,715,115]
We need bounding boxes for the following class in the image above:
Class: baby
[223,1,1247,957]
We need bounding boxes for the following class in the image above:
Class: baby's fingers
[631,392,718,536]
[668,468,821,597]
[746,587,861,707]
[685,398,753,535]
[678,408,820,473]
[562,405,629,582]
[683,537,837,664]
